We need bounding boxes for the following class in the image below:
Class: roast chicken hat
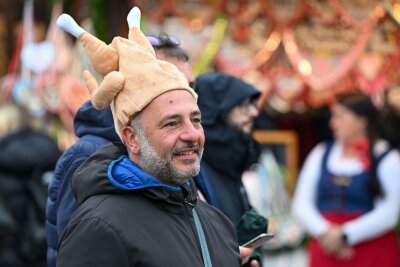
[56,7,197,138]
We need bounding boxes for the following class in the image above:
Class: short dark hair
[147,33,189,62]
[336,92,380,140]
[155,46,189,62]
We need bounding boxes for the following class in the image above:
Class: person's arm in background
[341,150,400,245]
[292,143,331,237]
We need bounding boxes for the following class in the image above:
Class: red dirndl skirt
[309,212,400,267]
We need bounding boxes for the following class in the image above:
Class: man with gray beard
[45,31,201,267]
[56,87,242,267]
[56,6,243,267]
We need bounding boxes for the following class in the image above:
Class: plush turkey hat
[57,7,197,138]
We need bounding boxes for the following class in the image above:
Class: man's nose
[180,122,203,141]
[248,104,259,118]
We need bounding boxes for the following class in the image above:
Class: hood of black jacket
[195,72,260,126]
[74,100,120,142]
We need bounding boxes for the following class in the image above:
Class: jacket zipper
[184,197,203,263]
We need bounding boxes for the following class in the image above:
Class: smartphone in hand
[241,233,274,249]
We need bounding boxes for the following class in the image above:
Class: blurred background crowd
[0,0,400,266]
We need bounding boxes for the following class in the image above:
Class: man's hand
[239,246,260,267]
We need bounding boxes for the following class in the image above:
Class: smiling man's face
[124,89,204,186]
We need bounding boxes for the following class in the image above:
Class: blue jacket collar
[108,156,183,192]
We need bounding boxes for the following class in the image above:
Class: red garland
[328,0,385,29]
[172,0,228,30]
[304,0,339,26]
[261,0,307,30]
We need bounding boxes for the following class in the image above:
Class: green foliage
[89,0,109,42]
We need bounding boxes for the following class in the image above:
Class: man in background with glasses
[195,72,267,267]
[148,33,196,89]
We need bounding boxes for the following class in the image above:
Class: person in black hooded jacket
[0,119,61,267]
[195,72,262,228]
[195,72,267,267]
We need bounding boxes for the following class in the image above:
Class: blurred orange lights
[393,3,400,22]
[190,18,204,31]
[265,32,281,52]
[374,5,385,18]
[298,60,312,76]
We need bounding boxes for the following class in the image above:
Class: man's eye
[192,118,202,125]
[164,122,178,127]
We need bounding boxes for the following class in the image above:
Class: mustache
[172,142,202,154]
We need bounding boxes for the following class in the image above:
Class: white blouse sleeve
[342,149,400,245]
[292,143,330,237]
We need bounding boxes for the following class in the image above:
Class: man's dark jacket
[45,101,120,267]
[57,142,241,267]
[46,100,220,267]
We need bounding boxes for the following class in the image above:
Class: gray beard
[137,128,202,186]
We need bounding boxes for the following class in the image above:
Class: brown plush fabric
[79,33,119,76]
[79,27,197,137]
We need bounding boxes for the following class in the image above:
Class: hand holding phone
[241,233,274,249]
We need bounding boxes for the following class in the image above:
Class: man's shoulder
[68,193,150,231]
[59,137,110,165]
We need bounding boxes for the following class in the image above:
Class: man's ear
[121,125,140,155]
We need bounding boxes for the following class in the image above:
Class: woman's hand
[319,225,354,260]
[335,245,354,260]
[320,225,343,254]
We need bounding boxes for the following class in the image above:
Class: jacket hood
[72,142,197,206]
[195,72,261,178]
[195,72,260,126]
[74,100,120,141]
